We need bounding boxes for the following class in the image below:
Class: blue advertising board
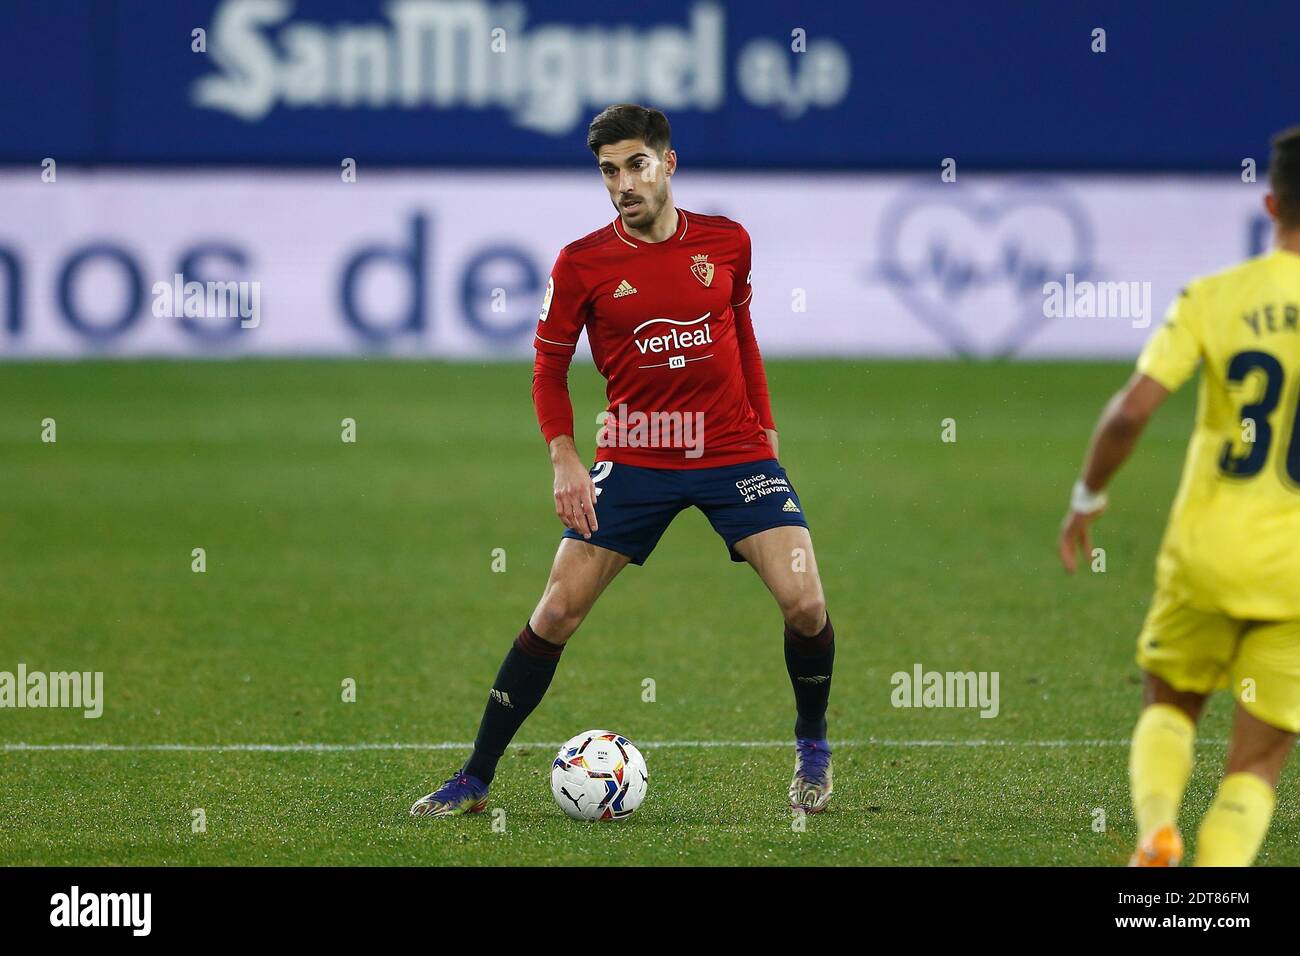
[0,0,1296,168]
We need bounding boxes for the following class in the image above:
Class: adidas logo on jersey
[612,279,638,298]
[782,498,801,513]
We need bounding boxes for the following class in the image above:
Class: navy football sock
[784,612,835,740]
[462,624,564,784]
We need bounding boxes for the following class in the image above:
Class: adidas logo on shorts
[782,498,800,513]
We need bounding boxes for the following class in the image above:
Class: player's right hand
[1056,507,1103,574]
[553,456,599,539]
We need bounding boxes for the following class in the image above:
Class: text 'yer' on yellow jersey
[1137,248,1300,619]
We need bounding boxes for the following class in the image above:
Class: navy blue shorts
[561,457,809,565]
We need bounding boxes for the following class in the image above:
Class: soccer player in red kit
[412,104,837,818]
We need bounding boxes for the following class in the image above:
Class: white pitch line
[0,738,1229,753]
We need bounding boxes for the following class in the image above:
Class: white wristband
[1070,479,1108,515]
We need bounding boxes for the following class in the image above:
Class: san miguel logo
[689,253,714,288]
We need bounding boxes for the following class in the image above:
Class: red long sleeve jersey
[532,209,776,468]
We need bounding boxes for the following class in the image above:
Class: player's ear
[664,149,677,177]
[1265,193,1280,221]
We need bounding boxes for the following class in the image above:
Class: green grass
[0,359,1294,865]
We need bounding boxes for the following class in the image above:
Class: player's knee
[531,592,586,643]
[783,594,827,638]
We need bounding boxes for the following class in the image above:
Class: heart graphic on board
[875,183,1096,357]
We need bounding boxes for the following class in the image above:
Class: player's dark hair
[587,104,672,158]
[1269,126,1300,228]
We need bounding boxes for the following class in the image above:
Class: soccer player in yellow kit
[1058,127,1300,867]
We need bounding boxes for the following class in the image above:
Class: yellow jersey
[1137,248,1300,620]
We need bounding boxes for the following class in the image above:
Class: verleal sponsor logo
[633,313,713,359]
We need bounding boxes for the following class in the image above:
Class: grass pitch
[1,359,1294,866]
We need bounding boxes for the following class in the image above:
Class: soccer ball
[550,730,648,821]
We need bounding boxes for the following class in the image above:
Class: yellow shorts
[1137,588,1300,733]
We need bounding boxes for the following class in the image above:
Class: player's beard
[619,180,668,230]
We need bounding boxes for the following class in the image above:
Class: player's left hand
[1057,507,1104,574]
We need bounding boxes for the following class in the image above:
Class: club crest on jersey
[689,253,715,288]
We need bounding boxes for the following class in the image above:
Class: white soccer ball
[550,729,648,821]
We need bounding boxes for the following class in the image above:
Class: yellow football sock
[1194,772,1276,867]
[1129,703,1196,836]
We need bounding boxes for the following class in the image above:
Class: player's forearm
[743,360,776,430]
[548,434,582,468]
[733,303,777,429]
[532,351,575,447]
[1079,393,1149,492]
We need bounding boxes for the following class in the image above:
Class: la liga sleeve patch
[539,275,554,322]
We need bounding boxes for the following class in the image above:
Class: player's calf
[784,612,835,737]
[1193,704,1295,865]
[784,613,836,812]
